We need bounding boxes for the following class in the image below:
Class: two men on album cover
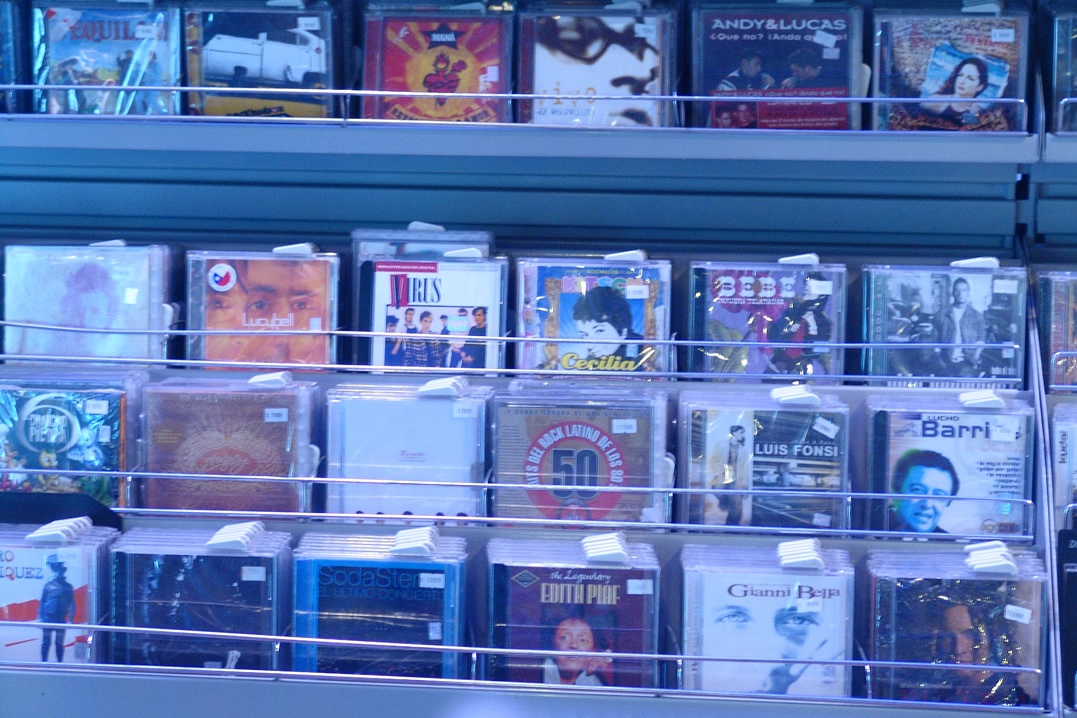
[888,449,959,533]
[38,555,75,662]
[384,306,488,368]
[542,615,613,686]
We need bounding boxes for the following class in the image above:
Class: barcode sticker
[807,279,834,296]
[993,279,1019,294]
[612,419,637,434]
[428,622,443,640]
[124,288,139,305]
[134,24,155,39]
[991,28,1015,42]
[812,29,837,48]
[85,400,108,415]
[264,408,289,423]
[624,284,650,300]
[1004,604,1031,624]
[796,597,823,613]
[627,579,653,595]
[419,573,445,589]
[241,566,266,582]
[298,16,320,31]
[453,402,478,419]
[812,416,839,439]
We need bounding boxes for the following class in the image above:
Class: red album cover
[363,15,508,121]
[140,387,304,511]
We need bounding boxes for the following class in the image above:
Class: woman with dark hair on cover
[921,57,990,123]
[542,615,613,685]
[571,286,645,366]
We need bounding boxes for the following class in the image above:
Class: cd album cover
[1055,13,1077,131]
[5,245,169,362]
[1039,272,1077,387]
[114,551,279,669]
[294,559,456,676]
[863,266,1026,382]
[32,5,181,114]
[493,398,661,522]
[683,569,851,695]
[517,11,674,126]
[0,545,93,663]
[870,565,1044,705]
[873,13,1028,131]
[871,402,1033,536]
[1,1,15,112]
[686,402,847,529]
[326,387,486,518]
[362,14,509,122]
[517,260,671,373]
[0,389,125,506]
[694,6,860,129]
[689,263,846,378]
[489,563,658,686]
[140,386,307,511]
[185,6,334,117]
[188,253,338,366]
[368,259,505,370]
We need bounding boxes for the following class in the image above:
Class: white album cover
[326,390,486,518]
[369,259,505,370]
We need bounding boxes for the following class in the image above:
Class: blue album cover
[517,259,671,373]
[33,5,181,114]
[0,389,125,506]
[294,557,463,677]
[0,2,15,112]
[113,551,282,669]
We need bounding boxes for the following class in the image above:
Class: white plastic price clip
[448,2,486,10]
[418,377,468,397]
[770,385,821,406]
[407,221,446,231]
[25,517,94,545]
[605,1,643,10]
[89,239,127,247]
[964,541,1018,575]
[248,371,292,388]
[581,532,631,565]
[443,247,484,258]
[266,0,305,7]
[950,256,1001,269]
[958,389,1006,409]
[272,243,316,256]
[961,0,1002,14]
[778,253,820,265]
[777,538,825,570]
[604,250,647,262]
[206,521,266,551]
[390,526,440,556]
[308,445,321,477]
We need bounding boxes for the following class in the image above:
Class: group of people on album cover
[383,305,488,368]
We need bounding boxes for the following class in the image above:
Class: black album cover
[113,551,280,669]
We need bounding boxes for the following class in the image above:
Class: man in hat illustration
[39,554,75,662]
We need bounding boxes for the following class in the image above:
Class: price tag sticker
[85,400,109,415]
[98,425,112,443]
[627,579,653,595]
[134,24,156,39]
[264,408,289,423]
[419,573,445,589]
[813,513,833,528]
[453,402,478,419]
[241,566,267,582]
[812,416,839,439]
[624,284,650,301]
[812,29,838,48]
[796,597,823,613]
[991,28,1015,42]
[633,19,657,41]
[124,288,139,305]
[428,622,443,640]
[806,279,833,296]
[993,278,1019,294]
[298,16,321,31]
[989,416,1021,443]
[1004,604,1031,624]
[612,419,637,434]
